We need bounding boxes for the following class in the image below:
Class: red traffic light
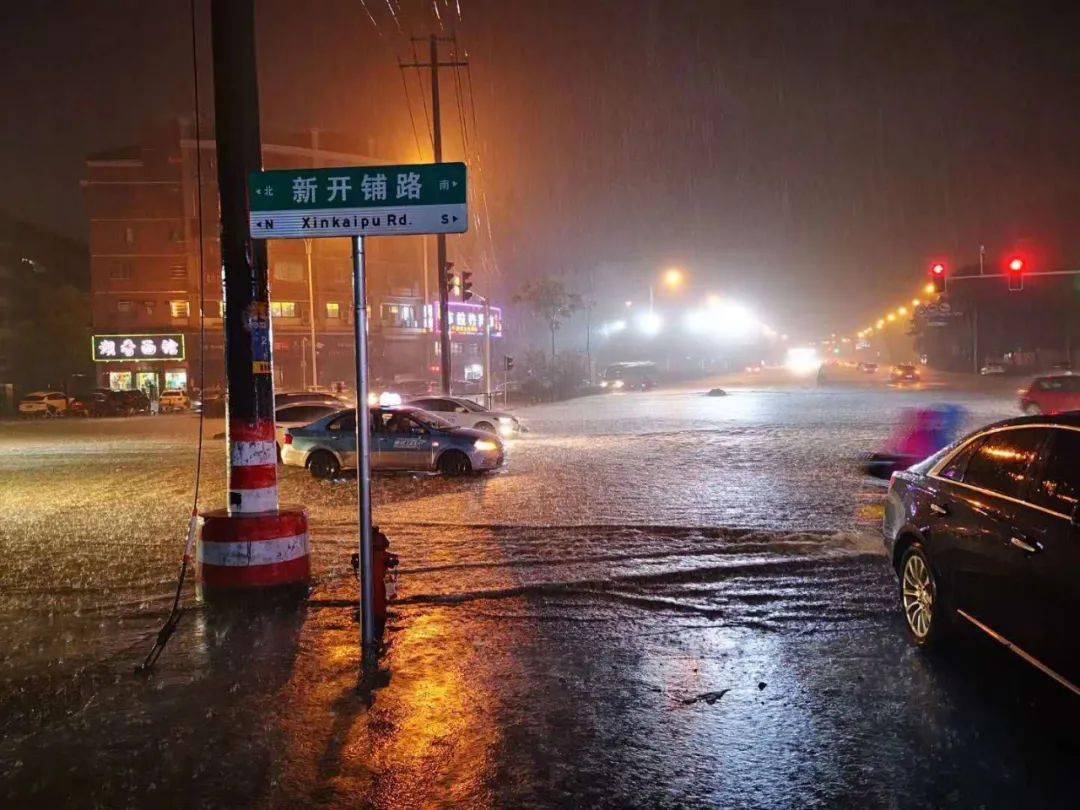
[1008,257,1024,272]
[931,262,945,275]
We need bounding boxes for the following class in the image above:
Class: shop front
[92,333,189,394]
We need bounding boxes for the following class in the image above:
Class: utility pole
[400,35,467,395]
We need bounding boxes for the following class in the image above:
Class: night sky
[2,0,1078,335]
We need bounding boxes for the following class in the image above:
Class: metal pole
[483,297,492,408]
[210,0,277,515]
[305,239,318,388]
[432,34,453,395]
[352,236,376,651]
[972,303,979,374]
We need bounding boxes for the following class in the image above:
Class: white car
[275,401,345,458]
[159,389,190,412]
[18,391,70,417]
[980,363,1006,376]
[408,396,522,437]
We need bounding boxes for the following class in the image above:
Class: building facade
[83,121,499,396]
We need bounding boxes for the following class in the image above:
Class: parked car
[158,389,190,412]
[274,401,345,458]
[883,414,1080,693]
[276,390,350,408]
[1019,374,1080,415]
[980,362,1006,376]
[115,389,151,415]
[281,406,505,479]
[889,364,920,383]
[69,391,121,418]
[857,362,879,374]
[18,391,70,417]
[407,396,522,437]
[1048,361,1073,373]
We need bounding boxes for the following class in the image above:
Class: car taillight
[284,434,293,445]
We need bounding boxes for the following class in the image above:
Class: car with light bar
[883,413,1080,695]
[281,405,505,479]
[407,396,522,438]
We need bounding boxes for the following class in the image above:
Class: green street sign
[248,162,467,239]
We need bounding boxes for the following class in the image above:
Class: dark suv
[883,414,1080,694]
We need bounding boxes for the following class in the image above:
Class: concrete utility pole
[400,36,467,395]
[198,0,310,599]
[211,0,276,513]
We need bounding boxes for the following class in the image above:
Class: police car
[281,406,505,479]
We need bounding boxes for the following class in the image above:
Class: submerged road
[2,375,1078,807]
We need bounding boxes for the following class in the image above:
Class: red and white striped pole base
[197,418,310,598]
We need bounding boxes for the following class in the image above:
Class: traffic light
[445,261,460,296]
[928,261,947,293]
[504,356,514,372]
[461,271,473,301]
[1007,256,1024,292]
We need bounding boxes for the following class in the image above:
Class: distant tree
[8,271,91,393]
[514,277,583,360]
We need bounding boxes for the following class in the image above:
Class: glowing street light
[662,267,685,288]
[898,306,908,316]
[924,282,936,295]
[886,313,896,322]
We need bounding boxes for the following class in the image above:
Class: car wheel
[1023,403,1041,416]
[308,451,341,480]
[437,450,472,476]
[474,421,495,433]
[900,544,948,646]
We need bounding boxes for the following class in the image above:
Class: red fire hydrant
[352,526,398,634]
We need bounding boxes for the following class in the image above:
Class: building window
[274,262,304,282]
[109,263,132,281]
[218,300,225,318]
[117,300,133,313]
[270,301,297,318]
[326,302,341,319]
[169,300,190,318]
[169,265,186,279]
[143,300,155,315]
[380,303,417,328]
[124,226,135,245]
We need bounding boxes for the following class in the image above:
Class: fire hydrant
[351,525,399,634]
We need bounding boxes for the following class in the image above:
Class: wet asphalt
[2,374,1078,807]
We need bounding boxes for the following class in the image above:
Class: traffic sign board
[248,162,467,239]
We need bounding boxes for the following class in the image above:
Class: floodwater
[2,377,1078,807]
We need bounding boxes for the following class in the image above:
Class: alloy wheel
[902,553,934,639]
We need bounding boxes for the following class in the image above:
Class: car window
[329,411,356,432]
[1030,429,1080,516]
[416,398,449,411]
[938,438,983,481]
[961,428,1047,501]
[279,405,332,423]
[409,410,455,430]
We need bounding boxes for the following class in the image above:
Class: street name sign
[248,162,467,239]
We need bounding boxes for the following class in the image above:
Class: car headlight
[613,379,625,388]
[474,439,499,452]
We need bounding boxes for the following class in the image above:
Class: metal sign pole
[352,235,376,651]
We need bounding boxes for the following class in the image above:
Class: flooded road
[3,379,1078,807]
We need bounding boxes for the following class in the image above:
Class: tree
[514,277,583,360]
